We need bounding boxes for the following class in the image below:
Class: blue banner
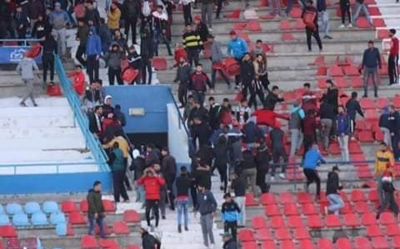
[0,46,42,64]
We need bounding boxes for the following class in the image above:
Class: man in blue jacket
[303,143,326,200]
[195,184,217,248]
[361,40,381,98]
[227,30,248,89]
[221,193,241,241]
[85,26,102,83]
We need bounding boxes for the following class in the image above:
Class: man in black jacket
[325,166,344,215]
[42,33,57,87]
[122,0,140,44]
[222,232,238,249]
[87,181,105,238]
[255,139,271,193]
[176,166,191,232]
[241,149,258,195]
[140,28,154,85]
[302,0,322,52]
[264,86,284,110]
[75,19,88,67]
[174,56,192,107]
[346,92,364,133]
[361,40,381,98]
[88,105,103,136]
[240,53,256,101]
[161,147,177,210]
[140,227,161,249]
[319,99,335,151]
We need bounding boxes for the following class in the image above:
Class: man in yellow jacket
[375,142,395,207]
[107,2,121,31]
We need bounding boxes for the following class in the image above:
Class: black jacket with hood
[142,231,161,249]
[87,188,104,218]
[326,171,342,195]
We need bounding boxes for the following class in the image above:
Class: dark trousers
[303,135,315,158]
[216,163,228,192]
[256,168,269,193]
[388,55,399,84]
[211,66,231,88]
[17,27,27,45]
[145,200,160,227]
[377,191,399,218]
[272,147,288,176]
[124,17,137,44]
[186,48,200,67]
[248,84,265,109]
[391,134,400,160]
[108,67,123,85]
[193,91,205,106]
[165,174,176,209]
[242,81,252,100]
[224,221,238,241]
[141,59,152,84]
[123,158,131,189]
[340,2,351,24]
[112,170,129,202]
[303,168,320,196]
[183,4,192,25]
[86,55,99,83]
[306,27,322,51]
[75,45,86,67]
[216,0,224,18]
[178,83,188,106]
[190,185,198,208]
[234,57,242,86]
[154,28,172,56]
[42,53,55,83]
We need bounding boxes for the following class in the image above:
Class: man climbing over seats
[325,166,344,215]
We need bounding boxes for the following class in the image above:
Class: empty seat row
[0,212,66,227]
[62,200,115,213]
[0,201,59,215]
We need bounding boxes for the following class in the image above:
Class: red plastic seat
[279,240,296,249]
[81,235,98,249]
[308,215,324,229]
[255,228,273,241]
[280,20,292,30]
[296,192,313,204]
[126,246,141,249]
[113,221,130,235]
[260,193,276,205]
[237,31,251,43]
[279,192,295,204]
[283,203,299,216]
[335,77,349,88]
[378,30,390,39]
[5,238,21,249]
[343,213,360,227]
[375,130,384,142]
[242,241,257,249]
[293,227,311,240]
[393,97,400,109]
[265,204,281,216]
[299,240,316,249]
[247,20,262,32]
[316,66,327,76]
[294,19,305,29]
[233,22,247,30]
[358,131,374,142]
[351,189,367,202]
[369,7,381,16]
[123,210,140,223]
[99,239,119,248]
[289,8,302,18]
[356,17,370,28]
[392,236,400,248]
[275,228,292,240]
[0,225,17,238]
[386,224,400,236]
[325,214,341,228]
[245,193,258,206]
[103,200,115,212]
[282,33,295,41]
[354,237,372,249]
[251,216,267,229]
[152,57,168,71]
[318,238,334,249]
[287,216,304,228]
[372,18,385,28]
[224,9,241,19]
[329,66,344,77]
[344,65,361,76]
[354,202,371,213]
[336,238,352,249]
[61,200,78,213]
[80,200,88,212]
[69,211,86,225]
[365,110,379,120]
[369,190,379,202]
[350,77,363,88]
[362,213,378,226]
[309,55,325,66]
[270,216,285,229]
[371,237,390,249]
[360,98,375,109]
[302,203,318,215]
[376,98,389,109]
[367,225,383,237]
[238,229,255,242]
[380,212,396,225]
[261,241,277,249]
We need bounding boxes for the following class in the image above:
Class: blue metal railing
[0,161,101,174]
[54,56,109,171]
[168,88,195,157]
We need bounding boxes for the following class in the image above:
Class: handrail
[54,55,109,171]
[168,87,195,157]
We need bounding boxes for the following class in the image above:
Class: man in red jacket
[137,167,166,230]
[389,29,399,85]
[252,106,289,128]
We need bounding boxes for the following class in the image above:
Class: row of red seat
[81,235,140,249]
[61,200,115,213]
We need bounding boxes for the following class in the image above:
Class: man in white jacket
[16,53,40,107]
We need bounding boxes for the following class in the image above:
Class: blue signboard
[0,46,42,64]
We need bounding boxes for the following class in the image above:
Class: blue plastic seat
[25,201,41,215]
[55,223,67,236]
[6,203,23,215]
[0,214,10,225]
[12,213,30,226]
[43,201,59,214]
[50,212,66,225]
[32,212,48,226]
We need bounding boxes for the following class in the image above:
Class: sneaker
[220,185,224,191]
[339,24,345,28]
[20,102,27,107]
[178,225,182,233]
[185,226,189,231]
[33,103,38,107]
[162,215,166,220]
[270,176,275,181]
[323,35,333,39]
[279,173,286,179]
[347,23,353,28]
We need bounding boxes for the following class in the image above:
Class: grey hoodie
[16,57,39,80]
[104,49,124,69]
[210,41,223,63]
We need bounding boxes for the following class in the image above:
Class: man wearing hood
[140,227,161,249]
[325,166,344,215]
[152,5,172,56]
[75,19,89,67]
[87,181,106,238]
[104,43,124,85]
[103,95,114,118]
[85,26,102,83]
[49,2,70,57]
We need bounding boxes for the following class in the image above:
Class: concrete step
[0,137,85,150]
[0,127,82,139]
[371,4,400,15]
[0,150,92,164]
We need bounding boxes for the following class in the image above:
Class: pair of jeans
[108,67,123,85]
[21,79,37,105]
[124,17,138,44]
[377,191,399,218]
[88,216,105,238]
[186,48,200,68]
[193,91,205,106]
[337,135,349,162]
[327,194,344,215]
[154,28,172,56]
[319,11,330,36]
[340,1,351,24]
[141,59,152,84]
[269,0,281,15]
[285,0,306,14]
[248,83,265,110]
[176,199,189,227]
[352,2,372,24]
[320,119,332,150]
[391,134,400,160]
[211,66,230,88]
[290,128,304,156]
[200,213,215,246]
[242,168,258,195]
[235,196,245,226]
[363,67,378,97]
[271,147,288,176]
[54,28,67,56]
[388,55,399,84]
[135,182,145,203]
